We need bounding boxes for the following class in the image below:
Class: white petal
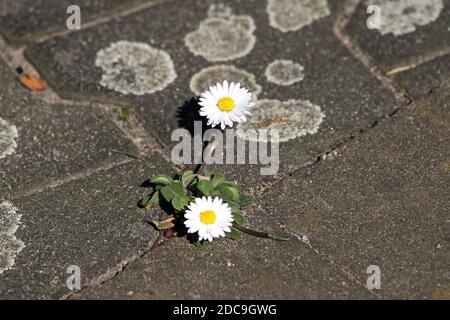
[223,80,229,96]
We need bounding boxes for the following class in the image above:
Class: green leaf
[228,202,240,213]
[172,195,190,211]
[171,181,185,196]
[172,197,184,211]
[139,190,161,208]
[225,228,240,240]
[146,190,160,207]
[182,170,197,187]
[203,167,214,177]
[193,241,212,248]
[211,173,225,188]
[219,181,240,188]
[139,195,151,208]
[160,185,177,202]
[161,182,186,204]
[151,174,173,185]
[197,180,214,196]
[217,184,241,203]
[232,212,245,225]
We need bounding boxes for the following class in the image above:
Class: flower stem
[232,222,290,241]
[197,135,220,175]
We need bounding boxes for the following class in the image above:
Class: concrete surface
[0,0,448,299]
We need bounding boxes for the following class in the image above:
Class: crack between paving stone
[247,0,421,197]
[9,0,170,48]
[60,238,157,300]
[283,227,382,299]
[247,105,400,196]
[0,35,184,175]
[245,104,424,298]
[251,0,434,196]
[247,204,382,298]
[8,158,132,201]
[239,204,381,298]
[261,62,444,195]
[247,87,442,298]
[386,46,450,75]
[332,0,412,105]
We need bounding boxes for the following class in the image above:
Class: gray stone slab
[74,232,374,299]
[393,54,450,100]
[259,82,450,299]
[0,159,174,299]
[345,0,450,71]
[25,0,399,187]
[0,60,137,198]
[0,0,154,46]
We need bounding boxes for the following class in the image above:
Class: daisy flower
[184,196,234,242]
[199,80,254,130]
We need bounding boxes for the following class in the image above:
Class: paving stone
[259,82,450,299]
[74,233,374,299]
[0,60,137,198]
[25,0,399,187]
[0,0,447,301]
[345,0,450,71]
[0,0,155,46]
[393,54,450,100]
[0,159,174,299]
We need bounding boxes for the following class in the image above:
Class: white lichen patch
[265,59,305,86]
[237,99,325,142]
[207,3,233,19]
[95,41,177,95]
[368,0,444,36]
[190,65,262,99]
[266,0,331,32]
[0,117,18,160]
[184,7,256,62]
[0,201,24,274]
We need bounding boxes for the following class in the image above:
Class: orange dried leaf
[18,74,47,91]
[151,217,175,230]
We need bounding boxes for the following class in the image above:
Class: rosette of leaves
[139,169,251,244]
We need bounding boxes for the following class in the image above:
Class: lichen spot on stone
[265,59,305,86]
[207,3,233,19]
[0,201,25,274]
[266,0,330,33]
[236,99,325,142]
[95,41,177,95]
[190,65,262,99]
[184,6,256,62]
[0,117,18,160]
[367,0,444,36]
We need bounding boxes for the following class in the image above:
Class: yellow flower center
[217,97,235,112]
[200,210,217,225]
